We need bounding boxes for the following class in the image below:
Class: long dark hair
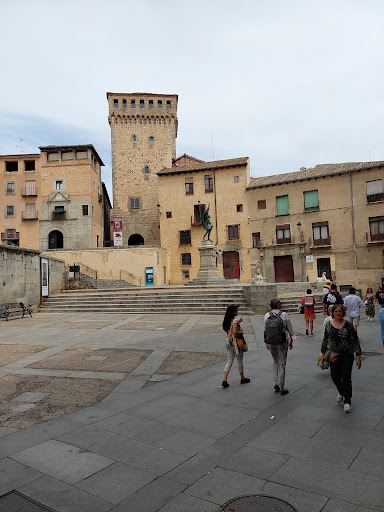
[223,305,238,333]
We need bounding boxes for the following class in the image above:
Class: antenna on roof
[211,135,215,161]
[368,150,372,162]
[16,137,25,154]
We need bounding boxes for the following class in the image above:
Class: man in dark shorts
[376,285,384,309]
[323,283,343,316]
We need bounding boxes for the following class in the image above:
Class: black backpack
[264,311,286,345]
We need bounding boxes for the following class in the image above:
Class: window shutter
[367,180,383,195]
[304,190,319,210]
[276,195,289,215]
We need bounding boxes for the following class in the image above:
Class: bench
[0,302,33,321]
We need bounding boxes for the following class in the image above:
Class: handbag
[324,350,339,363]
[234,333,248,354]
[298,304,304,314]
[317,354,329,370]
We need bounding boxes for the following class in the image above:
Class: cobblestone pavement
[0,310,383,512]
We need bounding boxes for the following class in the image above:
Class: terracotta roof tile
[247,161,384,189]
[158,157,249,175]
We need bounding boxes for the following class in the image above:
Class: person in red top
[301,289,316,336]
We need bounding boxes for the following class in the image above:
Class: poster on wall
[113,217,123,246]
[41,258,49,297]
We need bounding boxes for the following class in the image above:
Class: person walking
[379,307,384,347]
[363,287,375,321]
[323,283,343,316]
[320,304,362,413]
[300,289,316,336]
[222,305,250,388]
[376,286,384,310]
[264,298,294,395]
[343,287,363,332]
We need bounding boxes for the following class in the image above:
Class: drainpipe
[349,172,358,270]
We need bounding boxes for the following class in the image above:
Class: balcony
[22,210,38,220]
[21,187,38,197]
[367,193,384,204]
[311,236,331,248]
[1,231,19,241]
[52,211,66,220]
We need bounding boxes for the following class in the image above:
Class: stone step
[39,306,254,315]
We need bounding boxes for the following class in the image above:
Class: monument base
[189,240,226,285]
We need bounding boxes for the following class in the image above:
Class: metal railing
[120,270,141,287]
[22,210,38,220]
[21,187,38,196]
[52,211,66,220]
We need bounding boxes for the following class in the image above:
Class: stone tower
[107,92,178,246]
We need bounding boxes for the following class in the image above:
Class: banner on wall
[113,217,123,246]
[41,258,49,297]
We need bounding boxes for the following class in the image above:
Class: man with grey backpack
[264,298,294,395]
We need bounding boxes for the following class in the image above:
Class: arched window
[48,230,63,249]
[128,234,144,246]
[144,166,150,174]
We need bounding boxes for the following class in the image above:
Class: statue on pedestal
[201,204,212,241]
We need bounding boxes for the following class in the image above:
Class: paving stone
[55,425,118,450]
[0,458,43,496]
[349,448,384,478]
[0,426,19,437]
[219,446,289,479]
[11,392,50,403]
[75,462,157,504]
[156,430,217,457]
[10,440,114,485]
[157,492,220,512]
[18,475,114,512]
[186,467,265,505]
[124,401,175,420]
[267,415,325,437]
[112,477,187,512]
[90,434,187,475]
[313,423,384,452]
[321,498,381,512]
[262,482,328,512]
[247,429,360,467]
[209,404,260,424]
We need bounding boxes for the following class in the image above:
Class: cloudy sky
[1,0,383,201]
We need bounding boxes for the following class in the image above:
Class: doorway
[274,255,294,282]
[223,251,240,279]
[48,230,63,249]
[317,258,331,280]
[128,234,144,246]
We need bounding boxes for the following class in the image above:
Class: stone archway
[48,230,64,249]
[128,234,144,246]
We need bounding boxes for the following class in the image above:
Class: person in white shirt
[343,287,363,331]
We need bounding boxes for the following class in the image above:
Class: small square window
[185,182,194,195]
[140,99,145,108]
[131,100,136,109]
[149,100,153,109]
[6,161,18,172]
[6,182,15,194]
[166,100,171,109]
[130,198,140,209]
[158,100,162,109]
[234,176,239,182]
[181,253,191,266]
[258,200,266,210]
[24,160,35,171]
[55,180,63,190]
[82,205,89,216]
[166,211,172,218]
[180,230,191,245]
[144,166,150,174]
[113,99,118,108]
[6,205,15,216]
[181,269,190,280]
[237,204,243,212]
[123,99,127,109]
[148,136,154,148]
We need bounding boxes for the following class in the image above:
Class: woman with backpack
[264,298,294,395]
[300,289,316,336]
[222,305,250,388]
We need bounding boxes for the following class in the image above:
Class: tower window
[166,100,171,110]
[132,135,137,148]
[6,161,18,172]
[144,166,150,174]
[123,99,127,109]
[158,100,162,109]
[237,204,243,212]
[149,100,153,109]
[166,211,172,218]
[55,180,63,190]
[131,100,136,109]
[113,99,118,108]
[234,176,239,182]
[25,160,35,171]
[82,205,89,216]
[130,198,140,209]
[140,99,145,108]
[148,136,154,148]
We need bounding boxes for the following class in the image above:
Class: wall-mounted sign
[41,258,49,297]
[113,232,123,246]
[113,217,123,246]
[306,255,314,263]
[145,267,154,286]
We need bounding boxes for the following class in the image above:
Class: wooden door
[274,255,294,282]
[223,251,240,279]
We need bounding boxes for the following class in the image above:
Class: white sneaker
[344,403,352,413]
[336,394,343,403]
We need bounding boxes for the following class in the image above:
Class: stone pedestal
[189,240,226,285]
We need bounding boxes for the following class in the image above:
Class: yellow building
[1,154,41,249]
[158,157,252,285]
[247,162,384,291]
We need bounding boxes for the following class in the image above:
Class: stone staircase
[279,294,324,314]
[40,286,253,315]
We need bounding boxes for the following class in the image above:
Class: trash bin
[355,288,362,299]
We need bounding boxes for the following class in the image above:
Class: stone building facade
[247,162,384,291]
[106,92,178,247]
[158,157,252,285]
